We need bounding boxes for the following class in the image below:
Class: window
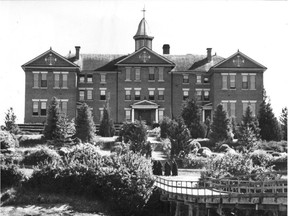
[125,89,131,100]
[40,101,47,116]
[41,73,47,88]
[149,90,155,100]
[33,72,39,88]
[87,74,93,83]
[148,67,155,81]
[159,109,164,121]
[250,102,256,116]
[242,101,249,115]
[158,67,164,81]
[100,89,106,100]
[230,101,236,117]
[54,73,60,88]
[61,100,68,115]
[87,89,93,100]
[183,89,189,101]
[100,74,106,83]
[242,74,248,89]
[197,75,201,84]
[196,89,202,101]
[204,90,209,101]
[125,67,131,81]
[158,89,164,101]
[99,108,104,121]
[62,74,68,88]
[79,75,85,83]
[135,89,141,100]
[250,74,256,90]
[204,77,209,84]
[125,109,131,121]
[230,74,236,89]
[32,101,39,116]
[222,101,228,114]
[183,74,189,83]
[222,74,228,89]
[135,68,141,81]
[79,90,85,101]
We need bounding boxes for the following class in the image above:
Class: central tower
[133,8,154,51]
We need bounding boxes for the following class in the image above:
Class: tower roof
[134,18,152,37]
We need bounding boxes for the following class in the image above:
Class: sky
[0,0,288,125]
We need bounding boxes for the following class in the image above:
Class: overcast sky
[0,0,288,124]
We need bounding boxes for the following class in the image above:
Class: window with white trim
[148,67,155,81]
[159,109,165,121]
[196,89,202,101]
[62,74,68,88]
[125,109,131,121]
[242,101,249,115]
[149,89,155,100]
[158,67,164,81]
[204,90,209,101]
[197,75,201,84]
[60,100,68,115]
[100,88,106,100]
[33,72,39,88]
[32,101,39,116]
[99,108,104,121]
[158,89,164,101]
[79,75,85,83]
[250,74,256,90]
[183,89,189,101]
[87,89,93,100]
[135,89,141,100]
[230,74,236,89]
[125,89,131,100]
[41,73,47,88]
[183,74,189,84]
[125,67,131,81]
[222,101,228,114]
[204,77,209,84]
[54,73,60,88]
[79,90,85,101]
[242,74,248,89]
[40,101,47,116]
[230,101,236,117]
[135,68,141,81]
[100,74,106,83]
[87,74,93,83]
[222,74,228,89]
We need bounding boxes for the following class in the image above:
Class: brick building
[22,17,266,125]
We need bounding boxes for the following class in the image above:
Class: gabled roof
[22,48,79,69]
[211,50,267,70]
[116,46,175,66]
[188,55,225,72]
[94,55,128,72]
[131,100,159,109]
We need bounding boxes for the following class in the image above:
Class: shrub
[218,144,231,153]
[0,130,19,151]
[17,134,45,147]
[182,154,208,169]
[249,150,273,166]
[270,153,287,171]
[188,140,201,151]
[98,106,115,137]
[159,116,172,139]
[257,140,287,152]
[4,107,21,134]
[0,160,24,188]
[21,146,61,166]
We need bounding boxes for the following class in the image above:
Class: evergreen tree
[4,107,20,134]
[75,103,96,143]
[159,116,172,139]
[168,118,191,158]
[181,98,206,138]
[99,106,115,137]
[43,97,61,140]
[55,114,75,141]
[209,104,230,143]
[239,106,260,137]
[258,93,282,141]
[280,107,287,141]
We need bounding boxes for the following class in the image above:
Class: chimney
[163,44,170,54]
[75,46,81,60]
[207,48,212,62]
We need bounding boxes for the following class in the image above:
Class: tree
[55,114,75,141]
[75,103,96,143]
[4,107,20,134]
[43,97,61,140]
[280,107,287,141]
[181,98,206,138]
[99,106,115,137]
[209,104,230,143]
[168,118,191,158]
[258,93,282,141]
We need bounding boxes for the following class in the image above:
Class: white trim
[78,88,86,90]
[158,88,165,90]
[221,73,229,76]
[250,73,256,75]
[124,108,131,111]
[229,73,236,75]
[61,72,69,74]
[53,71,61,74]
[86,88,93,90]
[241,73,249,76]
[99,88,107,90]
[125,88,132,90]
[242,100,249,103]
[32,71,40,74]
[183,88,190,91]
[250,100,257,103]
[221,100,229,103]
[99,108,104,111]
[39,99,48,102]
[148,88,155,90]
[41,71,48,74]
[134,88,141,90]
[195,88,202,91]
[60,99,69,102]
[229,100,237,103]
[203,89,210,91]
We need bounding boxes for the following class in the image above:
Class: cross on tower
[233,55,244,67]
[139,51,150,63]
[45,54,57,65]
[141,6,146,18]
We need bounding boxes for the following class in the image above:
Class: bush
[270,153,287,171]
[249,150,273,166]
[0,160,25,188]
[25,150,154,216]
[17,134,45,147]
[257,140,287,152]
[159,116,172,139]
[21,146,61,166]
[182,154,208,169]
[0,130,19,151]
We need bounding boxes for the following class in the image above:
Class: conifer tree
[209,104,230,143]
[75,103,96,143]
[239,106,260,137]
[280,107,287,141]
[181,98,206,138]
[4,107,20,134]
[258,93,282,141]
[43,97,61,140]
[99,106,115,137]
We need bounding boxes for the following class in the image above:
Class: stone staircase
[18,123,44,134]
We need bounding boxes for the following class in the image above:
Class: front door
[137,109,152,125]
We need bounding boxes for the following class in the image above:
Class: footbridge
[154,171,287,216]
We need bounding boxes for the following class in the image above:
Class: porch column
[132,108,135,122]
[155,108,159,123]
[202,109,205,122]
[174,202,180,216]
